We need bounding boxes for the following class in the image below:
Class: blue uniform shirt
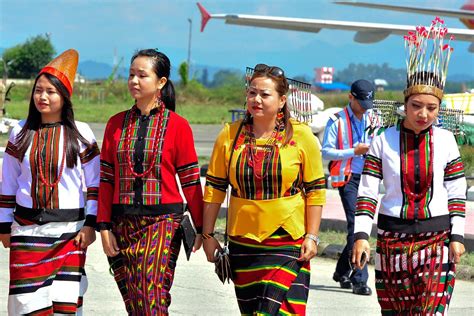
[321,104,373,174]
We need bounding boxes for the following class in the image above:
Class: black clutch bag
[215,246,233,284]
[181,210,196,261]
[212,120,242,284]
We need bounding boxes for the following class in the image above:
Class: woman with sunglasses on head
[202,64,325,315]
[352,20,466,315]
[0,49,100,315]
[97,49,203,315]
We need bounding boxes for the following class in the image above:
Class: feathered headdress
[404,17,454,100]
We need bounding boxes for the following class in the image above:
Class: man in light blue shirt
[321,79,376,296]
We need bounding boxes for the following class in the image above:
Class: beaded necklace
[400,126,434,201]
[246,123,281,180]
[36,125,67,188]
[124,101,165,178]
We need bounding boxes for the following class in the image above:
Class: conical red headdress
[38,49,79,96]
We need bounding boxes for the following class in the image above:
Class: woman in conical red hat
[0,49,100,315]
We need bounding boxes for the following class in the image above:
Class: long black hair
[130,49,176,111]
[15,73,90,168]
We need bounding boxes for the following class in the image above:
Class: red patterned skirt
[375,229,455,315]
[108,214,182,316]
[8,221,87,315]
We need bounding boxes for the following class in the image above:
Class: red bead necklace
[124,102,165,178]
[36,126,67,188]
[400,127,434,201]
[247,123,280,180]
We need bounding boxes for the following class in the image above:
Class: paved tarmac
[1,240,473,315]
[86,122,221,158]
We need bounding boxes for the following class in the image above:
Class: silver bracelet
[305,233,320,246]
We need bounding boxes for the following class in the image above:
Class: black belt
[14,204,85,224]
[112,203,184,217]
[377,213,450,234]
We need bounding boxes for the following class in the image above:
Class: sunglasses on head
[254,63,285,78]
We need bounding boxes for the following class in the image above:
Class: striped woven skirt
[229,228,311,316]
[375,229,455,315]
[109,214,182,316]
[8,220,87,315]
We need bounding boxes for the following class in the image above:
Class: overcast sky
[1,0,473,79]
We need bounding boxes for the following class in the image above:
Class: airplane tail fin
[460,0,474,29]
[197,3,211,32]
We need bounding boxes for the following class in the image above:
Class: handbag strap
[224,120,245,247]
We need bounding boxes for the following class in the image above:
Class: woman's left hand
[298,237,318,261]
[74,226,96,249]
[193,234,203,252]
[449,241,465,264]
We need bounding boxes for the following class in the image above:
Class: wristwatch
[305,233,320,246]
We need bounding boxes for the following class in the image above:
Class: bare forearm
[203,202,221,233]
[306,205,323,235]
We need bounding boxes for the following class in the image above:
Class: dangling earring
[277,108,284,127]
[155,90,162,108]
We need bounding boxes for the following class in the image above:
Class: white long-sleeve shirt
[0,120,100,233]
[354,124,466,243]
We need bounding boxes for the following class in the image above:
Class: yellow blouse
[204,119,326,242]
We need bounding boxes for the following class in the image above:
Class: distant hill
[77,60,127,80]
[77,60,240,82]
[448,73,474,82]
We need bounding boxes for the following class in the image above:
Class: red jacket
[97,107,203,229]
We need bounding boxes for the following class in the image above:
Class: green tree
[179,62,189,86]
[293,75,311,83]
[200,68,209,87]
[2,34,55,79]
[333,63,406,89]
[210,70,243,88]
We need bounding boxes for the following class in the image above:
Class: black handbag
[214,242,232,284]
[181,209,197,261]
[213,120,244,284]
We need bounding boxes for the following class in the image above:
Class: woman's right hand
[352,239,370,270]
[100,230,120,257]
[203,237,221,263]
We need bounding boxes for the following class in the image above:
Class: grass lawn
[5,101,132,124]
[0,133,8,146]
[175,103,242,124]
[4,100,242,124]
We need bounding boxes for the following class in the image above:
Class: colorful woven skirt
[229,228,311,316]
[109,214,182,316]
[8,220,87,315]
[375,229,455,315]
